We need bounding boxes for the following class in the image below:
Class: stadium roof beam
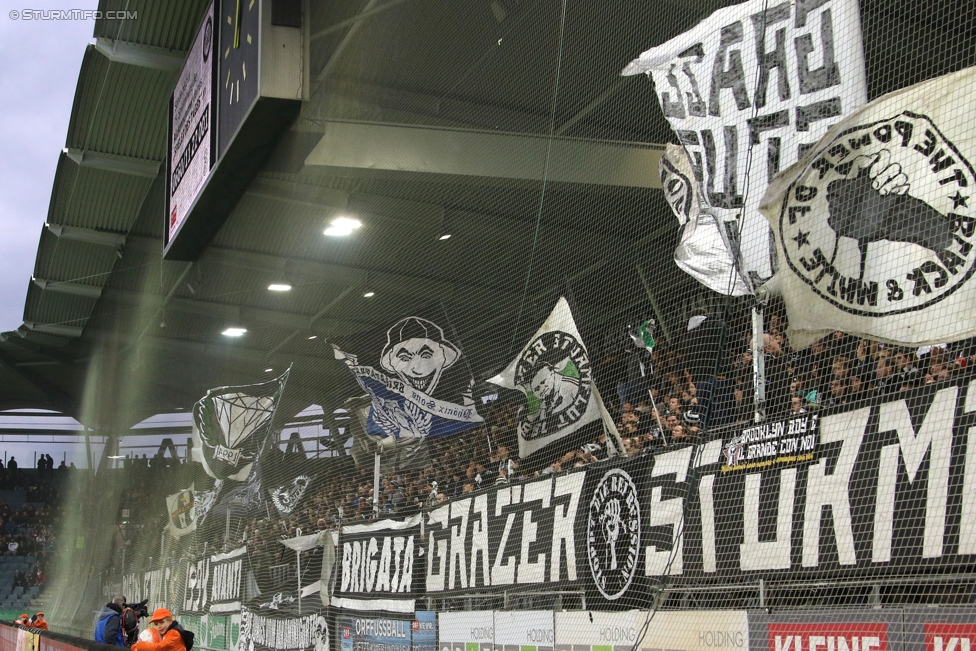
[32,278,103,300]
[303,120,665,188]
[22,322,84,338]
[0,348,75,413]
[44,223,130,247]
[103,288,374,337]
[93,38,186,72]
[64,148,161,179]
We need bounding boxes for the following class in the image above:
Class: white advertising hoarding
[439,612,495,651]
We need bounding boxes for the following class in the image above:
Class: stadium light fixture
[268,283,292,292]
[222,327,247,337]
[324,216,362,237]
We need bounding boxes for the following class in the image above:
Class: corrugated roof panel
[64,48,108,152]
[95,0,210,52]
[32,241,121,292]
[47,162,154,233]
[23,283,98,328]
[65,47,174,161]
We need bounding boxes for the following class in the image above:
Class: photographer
[94,594,126,647]
[132,609,193,651]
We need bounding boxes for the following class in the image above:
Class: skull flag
[191,368,290,481]
[333,314,483,443]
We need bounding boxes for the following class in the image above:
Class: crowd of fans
[0,472,60,612]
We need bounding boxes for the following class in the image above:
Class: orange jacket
[33,618,49,630]
[133,627,187,651]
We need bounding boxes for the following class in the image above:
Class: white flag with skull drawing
[760,65,976,348]
[489,297,606,458]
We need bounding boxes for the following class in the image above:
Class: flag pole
[592,384,626,458]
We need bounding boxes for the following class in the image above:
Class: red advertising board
[925,624,976,651]
[768,624,889,651]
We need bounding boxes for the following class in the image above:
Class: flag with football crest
[191,368,290,482]
[333,310,484,452]
[489,297,608,458]
[165,485,197,538]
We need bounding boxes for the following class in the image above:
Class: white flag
[166,485,197,538]
[760,66,976,348]
[489,297,605,458]
[623,0,867,281]
[661,143,752,296]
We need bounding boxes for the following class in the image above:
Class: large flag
[333,314,483,445]
[623,0,867,282]
[760,66,976,348]
[165,485,197,538]
[660,144,752,295]
[191,369,290,481]
[489,297,606,458]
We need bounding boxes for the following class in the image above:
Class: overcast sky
[0,2,99,332]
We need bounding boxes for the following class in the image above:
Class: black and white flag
[333,314,483,443]
[489,297,608,458]
[623,0,867,282]
[191,369,290,481]
[661,143,752,295]
[760,66,976,348]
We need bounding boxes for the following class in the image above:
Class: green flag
[630,320,655,349]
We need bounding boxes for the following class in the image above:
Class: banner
[340,375,976,602]
[661,143,753,296]
[238,594,329,651]
[192,370,290,482]
[183,546,246,616]
[760,66,976,348]
[166,485,197,538]
[413,612,437,651]
[334,515,423,613]
[333,314,483,450]
[720,411,819,471]
[623,0,868,281]
[489,297,607,458]
[338,616,412,651]
[178,614,242,651]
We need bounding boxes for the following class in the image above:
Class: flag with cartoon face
[333,314,483,444]
[191,369,290,481]
[489,297,605,458]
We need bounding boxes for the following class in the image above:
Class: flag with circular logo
[760,65,976,348]
[489,297,606,458]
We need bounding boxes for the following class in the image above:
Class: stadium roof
[0,0,972,429]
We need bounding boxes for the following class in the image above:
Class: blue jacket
[94,603,125,647]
